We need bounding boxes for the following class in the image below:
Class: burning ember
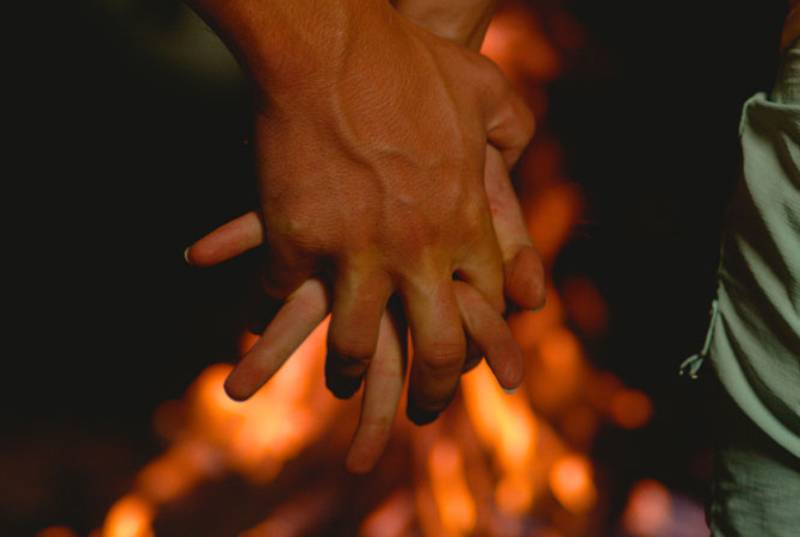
[34,3,707,537]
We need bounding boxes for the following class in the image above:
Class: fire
[462,363,539,515]
[37,528,78,537]
[610,389,654,429]
[622,480,672,536]
[548,454,597,514]
[359,491,415,537]
[427,439,477,536]
[42,3,669,536]
[101,495,154,537]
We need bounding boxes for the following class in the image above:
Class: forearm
[783,0,800,52]
[185,0,388,89]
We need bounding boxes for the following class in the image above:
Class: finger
[453,157,505,314]
[484,146,545,310]
[345,301,407,474]
[326,266,392,399]
[454,280,524,390]
[402,277,466,425]
[185,211,263,267]
[259,248,316,300]
[225,278,329,400]
[244,294,284,335]
[505,247,545,311]
[481,62,535,168]
[456,230,505,314]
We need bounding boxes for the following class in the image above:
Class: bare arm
[184,0,541,472]
[185,0,388,91]
[184,0,535,423]
[394,0,496,49]
[783,0,800,51]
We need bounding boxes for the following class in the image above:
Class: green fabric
[710,68,800,461]
[704,43,800,536]
[709,384,800,537]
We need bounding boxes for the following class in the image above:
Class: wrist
[394,0,497,49]
[188,0,390,93]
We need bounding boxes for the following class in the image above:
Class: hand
[186,0,544,472]
[188,147,542,471]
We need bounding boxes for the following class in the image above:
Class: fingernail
[223,374,252,402]
[503,387,518,395]
[183,246,192,265]
[327,378,361,399]
[325,351,367,399]
[325,373,363,399]
[407,404,440,426]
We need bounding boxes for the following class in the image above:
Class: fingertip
[324,348,368,399]
[345,449,377,475]
[496,342,525,390]
[325,373,363,399]
[346,417,394,474]
[224,370,254,402]
[406,402,441,426]
[183,242,215,268]
[506,247,546,311]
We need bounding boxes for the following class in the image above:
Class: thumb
[484,146,545,310]
[185,211,264,267]
[481,61,535,168]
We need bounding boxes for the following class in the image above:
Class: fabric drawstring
[680,298,719,380]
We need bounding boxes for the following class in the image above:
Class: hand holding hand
[186,0,544,472]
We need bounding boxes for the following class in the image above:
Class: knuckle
[459,196,487,234]
[421,341,465,371]
[329,335,375,364]
[519,102,536,142]
[476,54,506,83]
[268,207,319,250]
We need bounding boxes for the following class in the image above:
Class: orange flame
[101,495,154,537]
[622,480,672,536]
[78,5,669,537]
[548,454,597,514]
[462,363,540,515]
[427,438,477,536]
[36,528,78,537]
[359,491,415,537]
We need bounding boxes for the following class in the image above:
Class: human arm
[184,0,541,471]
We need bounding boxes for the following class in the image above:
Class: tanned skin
[185,0,543,473]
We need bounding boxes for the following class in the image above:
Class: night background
[4,1,790,535]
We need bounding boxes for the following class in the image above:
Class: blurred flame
[36,528,77,537]
[562,277,609,337]
[136,438,218,504]
[548,454,597,514]
[610,389,654,429]
[187,319,333,481]
[532,328,585,413]
[462,362,539,515]
[359,491,415,537]
[101,495,154,537]
[427,439,477,536]
[622,480,672,536]
[527,184,584,262]
[240,483,338,537]
[81,4,671,537]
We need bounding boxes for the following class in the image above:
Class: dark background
[4,0,789,534]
